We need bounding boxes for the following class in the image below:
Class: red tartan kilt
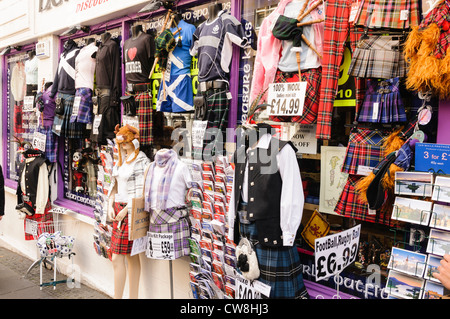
[24,200,53,240]
[110,202,134,255]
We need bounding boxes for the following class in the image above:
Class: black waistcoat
[233,136,295,248]
[16,155,48,212]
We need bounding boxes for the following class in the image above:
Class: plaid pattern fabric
[342,129,386,174]
[334,175,391,225]
[193,88,230,159]
[419,0,450,57]
[348,35,407,79]
[52,93,85,139]
[37,126,59,163]
[269,68,321,124]
[149,207,190,259]
[317,0,365,139]
[135,91,154,146]
[354,0,420,29]
[358,77,406,123]
[72,87,93,124]
[155,29,176,71]
[239,222,309,299]
[272,15,304,47]
[111,202,134,255]
[24,199,53,241]
[14,101,25,134]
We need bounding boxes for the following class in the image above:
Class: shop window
[5,50,40,182]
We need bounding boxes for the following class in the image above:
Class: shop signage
[39,0,70,12]
[315,224,361,281]
[267,82,307,116]
[290,124,317,155]
[146,232,175,260]
[415,142,450,174]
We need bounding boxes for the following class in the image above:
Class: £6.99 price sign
[315,224,361,281]
[267,82,307,116]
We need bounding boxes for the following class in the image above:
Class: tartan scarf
[145,149,178,211]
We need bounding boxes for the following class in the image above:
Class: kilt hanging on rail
[357,77,406,123]
[36,126,58,163]
[52,93,85,139]
[269,68,321,124]
[239,222,309,299]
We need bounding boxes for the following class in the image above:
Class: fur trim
[355,173,375,204]
[381,163,403,190]
[383,127,405,155]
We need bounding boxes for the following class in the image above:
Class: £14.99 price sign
[267,82,307,116]
[315,224,361,281]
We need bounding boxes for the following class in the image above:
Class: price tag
[72,96,82,117]
[123,115,139,130]
[289,124,317,154]
[23,96,35,112]
[146,232,175,260]
[315,224,361,281]
[93,115,102,135]
[235,276,271,299]
[415,143,450,174]
[32,131,46,152]
[267,82,307,116]
[192,120,208,148]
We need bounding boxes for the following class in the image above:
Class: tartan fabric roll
[269,68,321,124]
[358,77,406,123]
[342,128,386,175]
[353,0,420,29]
[239,222,309,299]
[334,175,391,225]
[348,35,407,79]
[135,91,154,146]
[37,126,59,163]
[148,206,190,259]
[111,202,133,255]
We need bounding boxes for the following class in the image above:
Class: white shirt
[25,56,38,85]
[75,42,98,90]
[227,133,304,246]
[113,155,137,203]
[147,159,193,210]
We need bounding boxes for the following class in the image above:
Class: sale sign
[314,224,361,281]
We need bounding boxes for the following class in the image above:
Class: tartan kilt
[342,129,386,175]
[24,199,53,241]
[52,93,85,139]
[269,68,321,124]
[334,175,391,225]
[72,88,93,124]
[358,77,406,123]
[239,222,309,299]
[14,101,25,134]
[149,207,190,259]
[111,202,134,255]
[135,91,153,146]
[37,126,59,163]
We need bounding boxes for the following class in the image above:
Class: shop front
[1,0,449,300]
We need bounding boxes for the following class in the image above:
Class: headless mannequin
[108,141,141,299]
[101,32,111,44]
[207,3,222,22]
[131,25,143,39]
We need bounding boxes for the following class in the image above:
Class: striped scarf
[145,149,178,211]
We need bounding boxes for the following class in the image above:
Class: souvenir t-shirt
[95,37,122,93]
[123,32,156,84]
[190,10,247,84]
[75,42,98,90]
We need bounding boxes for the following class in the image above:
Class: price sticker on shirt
[146,232,175,260]
[315,224,361,281]
[267,82,307,116]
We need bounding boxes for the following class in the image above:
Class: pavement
[0,246,111,299]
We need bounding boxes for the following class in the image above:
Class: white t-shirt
[113,154,137,203]
[75,42,98,90]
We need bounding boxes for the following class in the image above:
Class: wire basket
[25,217,80,258]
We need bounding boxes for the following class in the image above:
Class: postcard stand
[392,204,432,226]
[395,181,433,198]
[389,227,425,253]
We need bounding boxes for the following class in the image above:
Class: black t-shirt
[123,32,155,84]
[95,37,122,103]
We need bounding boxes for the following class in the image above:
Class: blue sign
[415,143,450,174]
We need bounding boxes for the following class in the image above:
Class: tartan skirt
[342,128,386,175]
[353,0,420,30]
[37,126,59,163]
[111,202,133,255]
[239,222,309,299]
[334,175,391,225]
[52,93,85,139]
[358,78,406,123]
[348,35,407,79]
[24,199,53,241]
[148,206,190,259]
[269,68,321,124]
[135,91,153,146]
[72,88,93,124]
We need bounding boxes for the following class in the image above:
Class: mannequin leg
[111,253,127,299]
[125,253,141,299]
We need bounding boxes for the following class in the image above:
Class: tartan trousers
[316,0,365,140]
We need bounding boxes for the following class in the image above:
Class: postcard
[387,247,427,277]
[395,171,434,197]
[392,197,433,225]
[429,203,450,231]
[426,228,450,256]
[432,176,450,203]
[424,254,442,282]
[422,281,445,299]
[386,270,424,299]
